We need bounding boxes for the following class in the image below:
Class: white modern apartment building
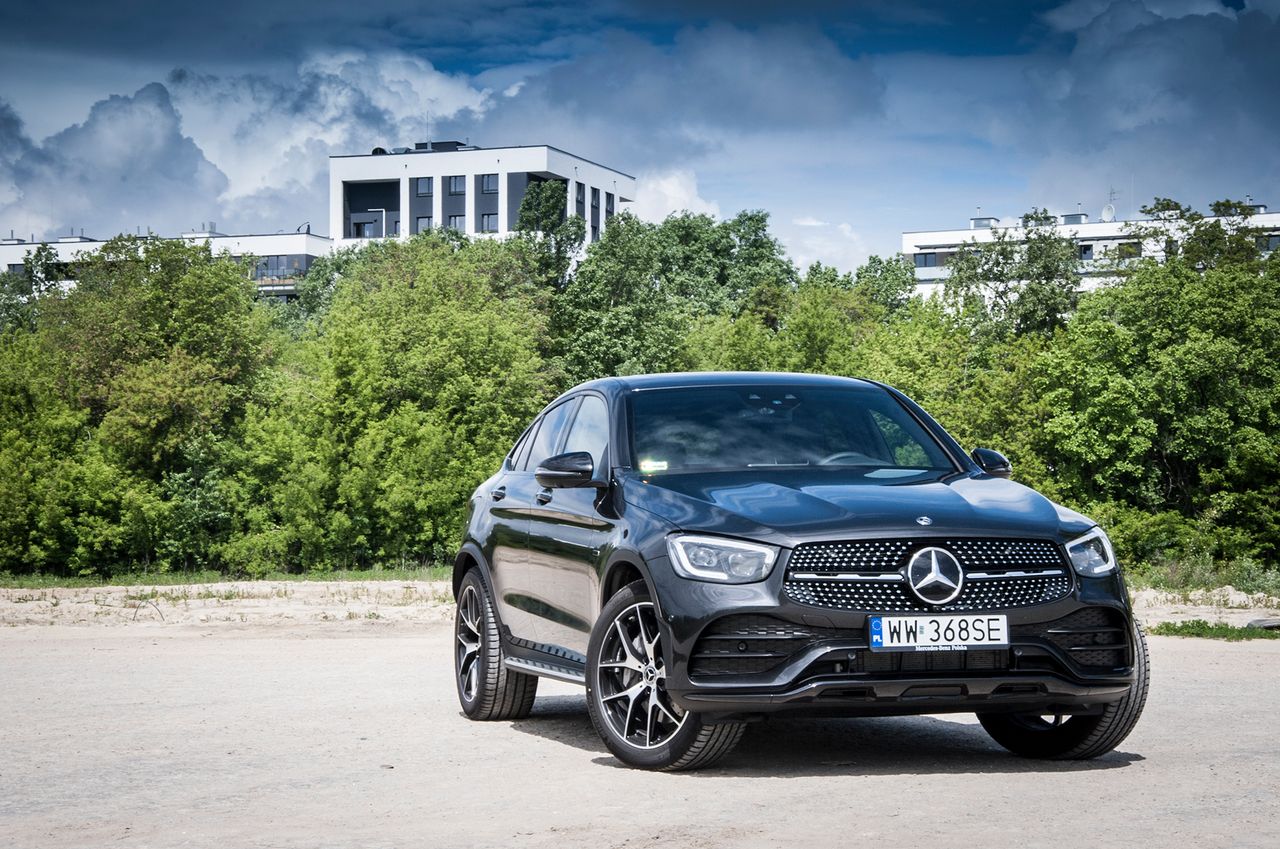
[902,204,1280,298]
[0,226,333,298]
[1,140,635,298]
[328,140,636,249]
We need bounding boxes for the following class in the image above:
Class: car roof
[575,372,882,396]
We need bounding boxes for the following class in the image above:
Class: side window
[524,400,577,471]
[506,425,534,470]
[562,395,609,468]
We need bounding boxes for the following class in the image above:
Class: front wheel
[586,581,745,771]
[978,620,1150,759]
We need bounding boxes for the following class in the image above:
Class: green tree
[945,209,1081,339]
[853,254,917,313]
[516,179,585,289]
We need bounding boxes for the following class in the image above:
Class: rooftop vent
[427,140,465,152]
[414,142,430,150]
[1061,213,1089,225]
[970,216,1000,229]
[1248,202,1268,215]
[391,147,410,154]
[371,146,388,155]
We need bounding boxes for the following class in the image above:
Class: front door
[524,394,615,657]
[487,399,578,645]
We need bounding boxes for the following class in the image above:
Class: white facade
[328,142,636,251]
[1,231,334,297]
[901,207,1280,298]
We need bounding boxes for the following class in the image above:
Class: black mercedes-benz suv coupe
[451,372,1148,770]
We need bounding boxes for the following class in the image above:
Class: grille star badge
[905,547,965,605]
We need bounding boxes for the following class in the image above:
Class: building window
[913,252,937,268]
[448,215,465,231]
[576,183,585,203]
[389,218,399,236]
[352,221,374,238]
[416,216,432,233]
[1079,244,1094,261]
[481,174,498,194]
[1266,234,1280,252]
[448,175,465,195]
[416,177,433,196]
[606,193,614,218]
[591,225,599,242]
[1116,242,1141,259]
[591,187,600,209]
[480,213,498,233]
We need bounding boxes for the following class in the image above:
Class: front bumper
[647,553,1138,719]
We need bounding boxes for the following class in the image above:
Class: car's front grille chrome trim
[788,572,903,582]
[968,568,1066,580]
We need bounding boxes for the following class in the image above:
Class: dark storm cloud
[1,0,1277,263]
[0,84,226,239]
[458,23,884,167]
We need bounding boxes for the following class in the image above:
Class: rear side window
[563,395,610,469]
[524,400,578,471]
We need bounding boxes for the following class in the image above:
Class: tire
[585,580,745,771]
[454,569,538,721]
[978,620,1150,759]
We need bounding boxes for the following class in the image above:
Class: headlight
[1066,527,1117,576]
[666,534,779,584]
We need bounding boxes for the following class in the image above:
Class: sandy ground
[1,579,1277,629]
[0,583,1278,849]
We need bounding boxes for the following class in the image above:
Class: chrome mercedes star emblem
[905,547,964,605]
[915,516,933,526]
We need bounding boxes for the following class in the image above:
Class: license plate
[869,614,1008,652]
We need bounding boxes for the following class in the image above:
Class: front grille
[689,614,836,677]
[789,537,1064,573]
[784,537,1072,613]
[1013,607,1130,670]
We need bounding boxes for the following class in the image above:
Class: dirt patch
[3,579,1277,630]
[0,580,454,628]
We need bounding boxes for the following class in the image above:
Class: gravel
[2,608,1279,849]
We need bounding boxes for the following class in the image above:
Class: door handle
[535,489,553,505]
[490,487,507,501]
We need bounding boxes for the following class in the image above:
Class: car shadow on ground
[511,693,1145,776]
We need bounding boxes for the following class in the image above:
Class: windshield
[628,385,955,477]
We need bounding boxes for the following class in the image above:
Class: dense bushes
[0,200,1277,589]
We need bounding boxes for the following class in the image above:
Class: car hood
[622,469,1090,547]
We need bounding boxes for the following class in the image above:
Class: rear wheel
[586,581,745,770]
[454,570,538,720]
[979,620,1149,759]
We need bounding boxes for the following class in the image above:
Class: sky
[1,0,1278,272]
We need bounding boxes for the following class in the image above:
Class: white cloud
[782,220,874,276]
[793,216,830,228]
[629,169,721,222]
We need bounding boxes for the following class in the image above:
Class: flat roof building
[902,204,1280,297]
[2,140,636,298]
[0,227,333,300]
[329,141,636,249]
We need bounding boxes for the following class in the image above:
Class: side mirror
[971,447,1013,479]
[535,451,603,489]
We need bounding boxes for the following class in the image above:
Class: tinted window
[506,425,534,470]
[524,401,578,471]
[563,396,609,468]
[629,386,952,477]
